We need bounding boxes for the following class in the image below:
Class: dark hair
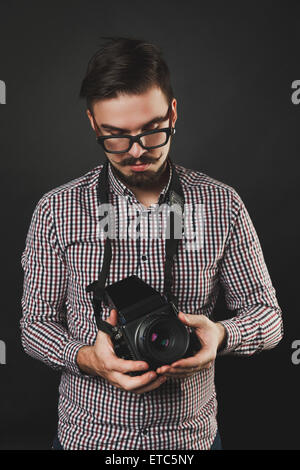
[79,36,174,113]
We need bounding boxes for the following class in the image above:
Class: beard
[108,152,170,189]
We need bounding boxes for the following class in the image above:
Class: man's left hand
[156,312,226,379]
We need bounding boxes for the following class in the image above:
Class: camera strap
[86,158,185,331]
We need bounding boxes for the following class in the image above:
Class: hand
[76,308,167,394]
[156,312,226,379]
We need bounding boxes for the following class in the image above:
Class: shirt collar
[107,157,173,204]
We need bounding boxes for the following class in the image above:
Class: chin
[110,154,168,188]
[121,172,157,188]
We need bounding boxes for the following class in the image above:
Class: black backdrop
[0,0,299,450]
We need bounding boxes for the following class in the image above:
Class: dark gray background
[0,0,299,450]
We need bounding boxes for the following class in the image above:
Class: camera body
[103,275,200,375]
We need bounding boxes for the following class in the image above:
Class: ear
[86,108,96,131]
[171,97,177,128]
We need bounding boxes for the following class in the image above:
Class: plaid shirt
[20,157,283,450]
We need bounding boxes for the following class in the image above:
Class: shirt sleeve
[217,191,283,356]
[20,196,89,376]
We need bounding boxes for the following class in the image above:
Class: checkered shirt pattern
[20,158,283,450]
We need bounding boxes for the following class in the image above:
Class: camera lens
[136,313,190,366]
[149,326,170,351]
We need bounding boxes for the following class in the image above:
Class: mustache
[119,154,162,166]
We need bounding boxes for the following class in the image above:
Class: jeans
[52,430,222,450]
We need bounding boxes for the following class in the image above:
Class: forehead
[92,86,169,130]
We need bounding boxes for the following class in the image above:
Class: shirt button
[141,428,148,435]
[141,255,147,261]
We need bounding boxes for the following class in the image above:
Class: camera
[101,275,201,375]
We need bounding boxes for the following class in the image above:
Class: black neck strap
[86,158,185,328]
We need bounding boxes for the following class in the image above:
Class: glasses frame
[90,105,175,154]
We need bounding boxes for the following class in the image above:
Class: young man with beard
[20,37,283,450]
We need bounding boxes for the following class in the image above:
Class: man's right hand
[76,308,167,394]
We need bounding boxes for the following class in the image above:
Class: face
[86,86,177,189]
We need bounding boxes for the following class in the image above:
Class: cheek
[153,147,168,160]
[106,155,126,165]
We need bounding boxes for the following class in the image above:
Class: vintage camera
[101,275,201,375]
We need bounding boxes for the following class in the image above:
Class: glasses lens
[103,137,131,152]
[141,130,168,149]
[101,130,169,152]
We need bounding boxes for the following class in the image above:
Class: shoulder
[35,164,103,209]
[174,162,243,210]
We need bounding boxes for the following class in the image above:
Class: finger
[171,349,214,369]
[166,366,198,374]
[108,355,149,374]
[106,308,118,326]
[158,361,213,378]
[177,312,208,328]
[175,361,212,372]
[156,365,172,374]
[157,364,200,374]
[113,370,160,392]
[162,365,199,375]
[132,375,168,394]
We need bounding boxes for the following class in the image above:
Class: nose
[129,141,146,159]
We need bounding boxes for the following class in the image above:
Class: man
[20,37,283,450]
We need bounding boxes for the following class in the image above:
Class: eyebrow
[100,109,170,133]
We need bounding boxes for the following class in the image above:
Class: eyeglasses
[91,106,175,154]
[96,127,175,154]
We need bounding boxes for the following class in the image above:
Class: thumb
[178,312,207,327]
[106,308,118,326]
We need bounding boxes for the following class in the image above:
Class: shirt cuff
[62,340,91,377]
[217,319,243,354]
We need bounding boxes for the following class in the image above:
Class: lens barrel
[135,313,190,366]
